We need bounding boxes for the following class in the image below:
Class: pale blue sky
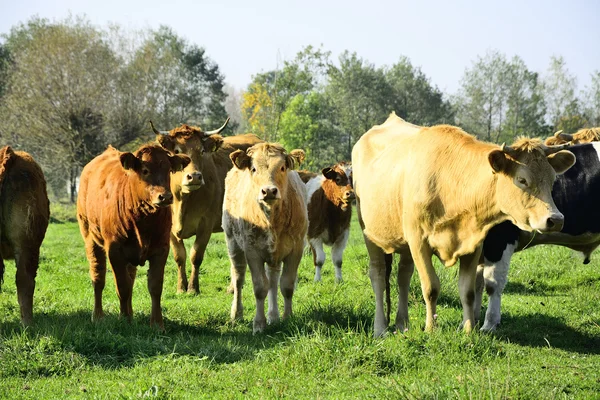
[1,0,598,95]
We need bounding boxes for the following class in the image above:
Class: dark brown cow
[0,146,49,325]
[305,162,354,282]
[77,144,190,329]
[153,120,262,294]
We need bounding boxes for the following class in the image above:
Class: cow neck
[427,149,507,267]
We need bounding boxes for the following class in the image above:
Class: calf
[305,162,354,282]
[77,144,190,329]
[0,146,49,325]
[223,143,307,333]
[476,142,600,331]
[545,127,600,146]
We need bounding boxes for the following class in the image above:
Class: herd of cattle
[1,115,599,337]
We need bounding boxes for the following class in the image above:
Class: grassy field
[1,206,599,399]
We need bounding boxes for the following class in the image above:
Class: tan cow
[352,113,576,337]
[0,146,49,325]
[544,127,600,146]
[305,162,354,282]
[153,120,262,293]
[223,143,307,333]
[77,144,190,329]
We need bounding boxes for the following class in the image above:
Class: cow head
[120,144,191,207]
[488,138,575,232]
[322,162,354,210]
[152,118,228,193]
[230,143,305,208]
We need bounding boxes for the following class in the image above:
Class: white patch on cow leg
[331,229,349,283]
[266,263,281,325]
[396,255,414,332]
[481,243,515,332]
[310,238,326,282]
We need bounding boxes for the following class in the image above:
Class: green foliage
[0,217,598,398]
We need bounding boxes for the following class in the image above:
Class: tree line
[0,16,598,200]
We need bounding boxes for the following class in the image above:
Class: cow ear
[202,134,224,153]
[169,154,191,172]
[488,150,509,174]
[156,135,174,152]
[120,152,140,171]
[321,167,336,180]
[547,150,576,175]
[230,149,251,170]
[286,149,305,170]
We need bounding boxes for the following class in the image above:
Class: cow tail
[0,258,4,290]
[384,253,393,326]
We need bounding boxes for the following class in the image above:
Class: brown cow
[152,119,262,294]
[224,143,307,333]
[77,144,190,329]
[0,146,49,325]
[353,113,576,337]
[544,127,600,146]
[297,170,318,184]
[305,162,354,282]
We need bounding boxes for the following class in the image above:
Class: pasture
[1,207,599,399]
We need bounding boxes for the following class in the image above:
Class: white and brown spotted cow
[223,143,307,333]
[305,162,354,283]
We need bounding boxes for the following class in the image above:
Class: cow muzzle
[343,189,355,202]
[258,185,280,204]
[154,191,174,207]
[533,212,564,233]
[181,171,204,192]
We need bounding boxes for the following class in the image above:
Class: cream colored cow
[352,113,576,337]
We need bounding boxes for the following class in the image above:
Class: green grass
[1,213,599,399]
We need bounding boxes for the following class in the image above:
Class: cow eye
[281,165,285,172]
[251,166,256,173]
[174,149,180,155]
[517,177,528,186]
[142,168,150,176]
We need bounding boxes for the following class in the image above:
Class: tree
[386,57,454,125]
[543,55,579,130]
[582,71,600,126]
[0,16,117,201]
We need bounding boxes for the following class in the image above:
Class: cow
[152,119,262,294]
[297,170,318,184]
[352,113,576,337]
[476,141,600,331]
[77,143,190,329]
[0,146,49,325]
[223,143,307,333]
[544,127,600,146]
[305,162,354,282]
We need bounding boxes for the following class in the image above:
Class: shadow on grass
[495,313,600,355]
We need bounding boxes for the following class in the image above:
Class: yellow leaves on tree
[242,82,274,140]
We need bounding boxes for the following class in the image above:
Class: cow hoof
[91,311,105,322]
[480,322,499,332]
[253,319,266,334]
[187,288,200,295]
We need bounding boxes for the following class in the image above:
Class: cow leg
[331,229,350,283]
[396,250,414,333]
[281,248,303,319]
[310,238,326,282]
[247,255,268,334]
[170,233,188,294]
[266,261,281,325]
[86,239,107,321]
[407,238,439,332]
[227,241,246,321]
[108,249,134,323]
[364,235,388,337]
[147,249,168,330]
[188,227,212,294]
[14,249,39,326]
[458,247,482,333]
[481,243,515,331]
[127,264,137,317]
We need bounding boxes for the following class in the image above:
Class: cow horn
[553,130,563,138]
[149,121,169,135]
[543,143,571,155]
[557,132,574,142]
[203,117,230,135]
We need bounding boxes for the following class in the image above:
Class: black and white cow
[475,142,600,331]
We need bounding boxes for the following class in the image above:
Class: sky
[1,0,599,96]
